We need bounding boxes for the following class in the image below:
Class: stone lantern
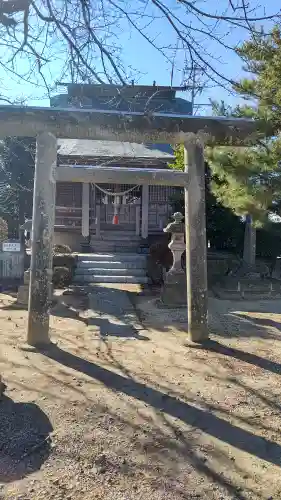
[160,212,187,307]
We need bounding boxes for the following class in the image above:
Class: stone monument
[160,212,187,307]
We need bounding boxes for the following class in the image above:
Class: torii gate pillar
[184,137,208,342]
[27,132,57,346]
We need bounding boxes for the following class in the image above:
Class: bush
[53,243,72,254]
[149,241,173,270]
[147,240,174,285]
[53,266,72,288]
[53,254,77,274]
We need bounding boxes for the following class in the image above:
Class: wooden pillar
[82,182,90,237]
[184,138,208,342]
[141,184,149,239]
[27,132,57,347]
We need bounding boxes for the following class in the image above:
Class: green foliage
[52,266,72,288]
[170,144,185,172]
[0,137,35,236]
[53,244,72,254]
[206,27,281,260]
[206,142,281,226]
[235,26,281,135]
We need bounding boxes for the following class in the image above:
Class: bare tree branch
[0,0,279,100]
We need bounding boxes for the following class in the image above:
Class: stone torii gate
[0,105,256,348]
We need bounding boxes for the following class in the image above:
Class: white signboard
[2,242,21,252]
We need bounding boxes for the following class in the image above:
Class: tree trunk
[243,214,256,266]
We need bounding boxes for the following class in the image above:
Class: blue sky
[0,0,276,113]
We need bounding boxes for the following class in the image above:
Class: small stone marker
[17,269,31,306]
[160,212,187,307]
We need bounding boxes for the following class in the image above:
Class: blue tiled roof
[53,87,188,161]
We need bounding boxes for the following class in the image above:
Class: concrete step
[76,267,146,277]
[75,252,148,284]
[73,275,149,284]
[98,230,140,236]
[77,253,146,262]
[93,235,141,242]
[77,260,146,269]
[91,244,140,253]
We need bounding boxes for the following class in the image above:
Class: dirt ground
[1,286,281,500]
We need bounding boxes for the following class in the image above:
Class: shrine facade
[52,83,192,251]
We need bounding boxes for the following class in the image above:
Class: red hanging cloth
[112,214,119,225]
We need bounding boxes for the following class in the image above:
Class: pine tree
[206,140,281,265]
[206,28,281,266]
[236,26,281,135]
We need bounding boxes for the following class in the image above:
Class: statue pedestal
[161,273,187,308]
[160,212,187,308]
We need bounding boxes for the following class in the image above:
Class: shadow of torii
[40,341,281,467]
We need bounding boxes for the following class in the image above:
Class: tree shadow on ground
[39,342,281,467]
[194,339,281,376]
[0,395,53,483]
[233,312,281,333]
[87,317,150,340]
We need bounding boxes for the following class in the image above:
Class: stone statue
[163,212,185,275]
[160,212,187,308]
[164,211,185,234]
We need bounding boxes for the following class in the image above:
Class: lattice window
[56,182,82,207]
[149,185,180,202]
[55,182,82,228]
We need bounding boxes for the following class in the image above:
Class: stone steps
[93,233,141,241]
[76,267,146,277]
[77,253,146,262]
[77,260,147,269]
[74,252,148,284]
[91,243,140,253]
[74,275,149,284]
[90,230,142,254]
